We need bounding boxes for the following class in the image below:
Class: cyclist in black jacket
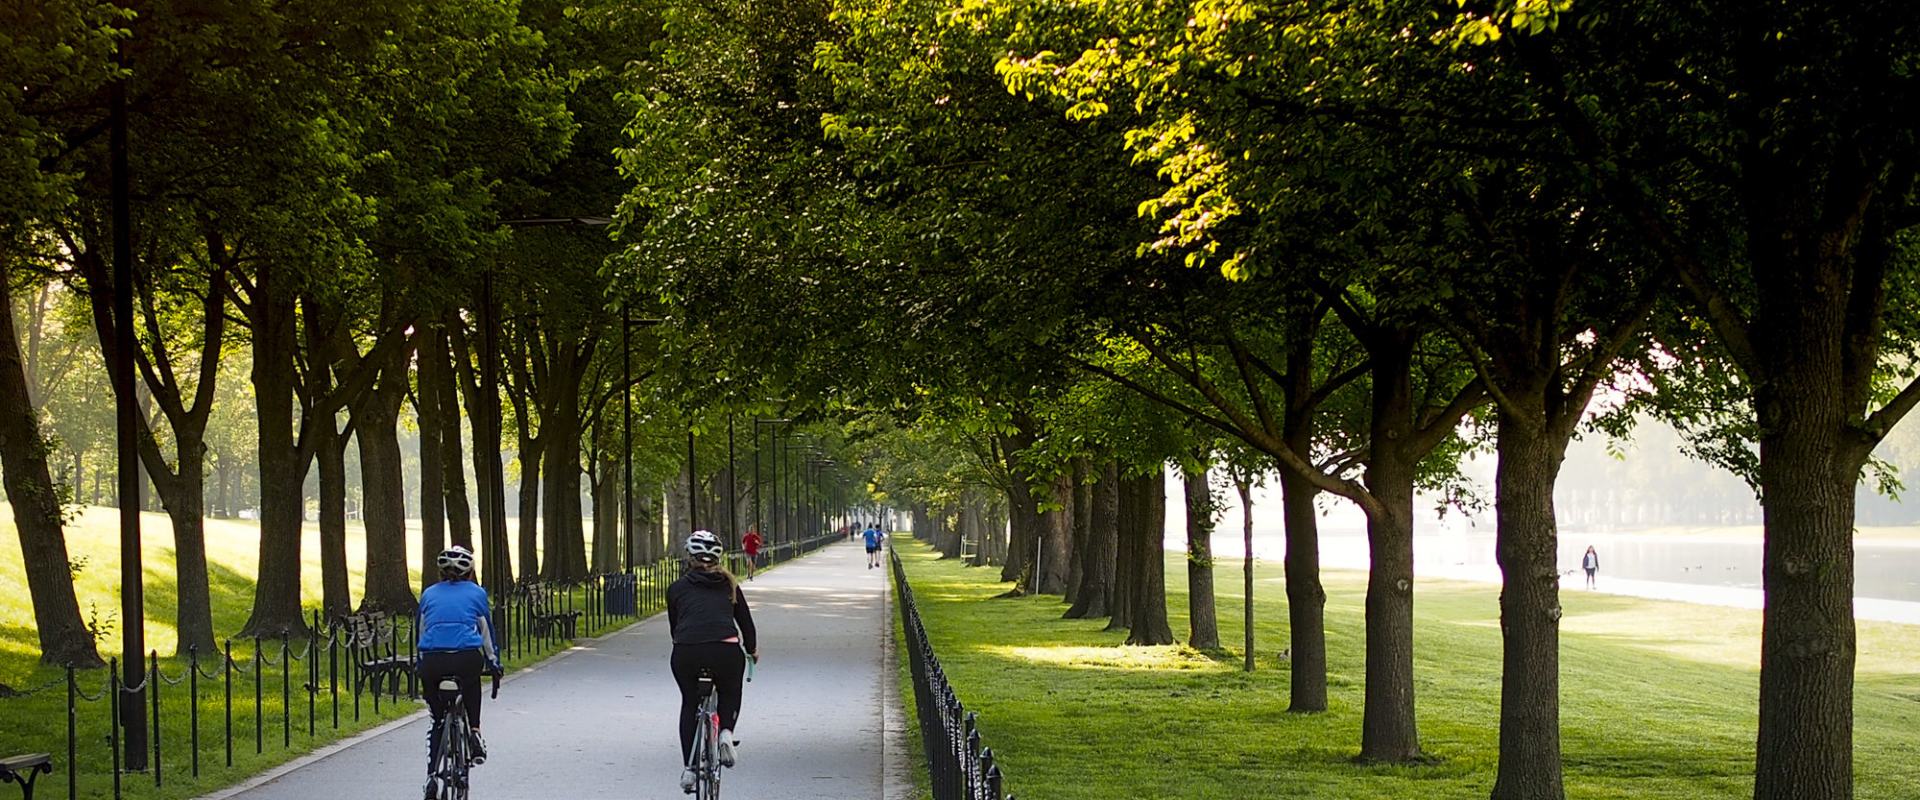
[667,530,758,793]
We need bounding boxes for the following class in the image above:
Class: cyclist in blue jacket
[416,546,501,773]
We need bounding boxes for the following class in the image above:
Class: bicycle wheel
[439,717,470,800]
[701,698,723,799]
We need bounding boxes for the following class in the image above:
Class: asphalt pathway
[199,540,910,800]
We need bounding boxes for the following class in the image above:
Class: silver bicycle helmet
[685,530,724,565]
[436,545,476,576]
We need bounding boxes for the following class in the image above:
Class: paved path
[199,540,911,800]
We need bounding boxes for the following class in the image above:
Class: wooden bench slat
[0,753,51,772]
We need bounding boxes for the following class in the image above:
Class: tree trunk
[314,418,351,621]
[0,276,103,667]
[449,322,509,591]
[632,489,662,564]
[1183,463,1220,650]
[158,469,217,657]
[1753,325,1858,800]
[416,324,447,592]
[516,439,543,580]
[666,472,690,549]
[1491,397,1567,800]
[1000,478,1037,588]
[1279,319,1330,710]
[591,448,620,573]
[353,341,416,614]
[1070,462,1119,620]
[239,282,310,639]
[1038,471,1072,594]
[1358,333,1422,763]
[1123,467,1174,646]
[1063,459,1090,604]
[1279,465,1328,712]
[432,321,474,551]
[1237,476,1255,673]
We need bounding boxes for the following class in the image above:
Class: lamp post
[110,71,148,770]
[727,416,737,548]
[806,459,834,546]
[687,428,697,535]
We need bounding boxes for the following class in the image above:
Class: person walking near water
[1582,545,1600,589]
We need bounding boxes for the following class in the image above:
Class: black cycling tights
[670,642,747,762]
[417,649,484,729]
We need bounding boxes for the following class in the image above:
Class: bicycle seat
[437,678,462,692]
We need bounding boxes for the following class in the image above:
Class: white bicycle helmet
[685,530,724,565]
[436,545,476,576]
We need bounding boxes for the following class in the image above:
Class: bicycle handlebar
[490,670,501,699]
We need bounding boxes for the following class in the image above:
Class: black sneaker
[468,731,488,766]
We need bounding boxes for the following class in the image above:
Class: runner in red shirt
[741,525,764,580]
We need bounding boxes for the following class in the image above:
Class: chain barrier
[891,548,1016,800]
[0,674,67,699]
[70,672,112,704]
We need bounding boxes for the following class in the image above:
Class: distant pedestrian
[1582,545,1600,589]
[741,525,763,580]
[863,524,885,569]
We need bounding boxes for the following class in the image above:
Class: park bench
[526,583,581,639]
[340,612,412,698]
[0,753,51,800]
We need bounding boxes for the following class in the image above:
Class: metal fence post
[149,650,160,787]
[223,640,232,768]
[189,646,199,778]
[281,637,291,748]
[254,640,263,755]
[108,658,119,800]
[66,667,76,800]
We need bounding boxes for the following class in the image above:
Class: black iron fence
[889,549,1015,800]
[1,532,842,800]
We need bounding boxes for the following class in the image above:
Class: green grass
[0,503,677,800]
[892,540,1920,800]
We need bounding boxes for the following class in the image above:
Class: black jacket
[666,568,757,652]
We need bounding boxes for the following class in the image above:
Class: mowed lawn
[1,504,464,668]
[0,503,575,800]
[892,540,1920,800]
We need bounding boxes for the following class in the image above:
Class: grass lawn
[892,540,1920,800]
[0,503,659,800]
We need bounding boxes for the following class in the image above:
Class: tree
[1468,3,1920,796]
[1179,455,1221,650]
[0,268,105,668]
[72,227,233,656]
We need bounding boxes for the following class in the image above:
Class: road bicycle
[425,671,499,800]
[686,672,726,800]
[685,656,754,800]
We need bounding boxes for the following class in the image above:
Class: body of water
[1179,525,1920,604]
